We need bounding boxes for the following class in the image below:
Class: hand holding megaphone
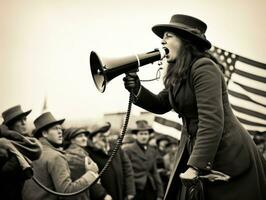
[123,73,141,95]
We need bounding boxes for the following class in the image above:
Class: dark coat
[65,144,107,200]
[86,142,136,200]
[134,57,266,200]
[123,142,164,199]
[0,125,42,200]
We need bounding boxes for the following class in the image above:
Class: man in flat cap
[63,127,112,200]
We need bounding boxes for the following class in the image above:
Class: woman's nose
[161,39,166,45]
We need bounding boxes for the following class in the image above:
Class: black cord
[32,91,134,197]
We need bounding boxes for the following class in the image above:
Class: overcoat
[86,142,136,200]
[22,138,97,200]
[134,57,266,200]
[123,142,164,199]
[65,143,107,200]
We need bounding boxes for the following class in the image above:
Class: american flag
[153,46,266,138]
[209,46,266,134]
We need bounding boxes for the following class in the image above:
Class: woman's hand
[104,194,112,200]
[123,72,141,95]
[180,167,198,180]
[179,167,199,188]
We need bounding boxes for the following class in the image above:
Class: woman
[63,128,112,200]
[123,14,266,200]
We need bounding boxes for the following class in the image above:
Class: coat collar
[39,137,65,154]
[131,142,153,160]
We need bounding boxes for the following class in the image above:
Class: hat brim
[3,110,32,125]
[152,24,211,50]
[34,118,65,137]
[131,127,154,134]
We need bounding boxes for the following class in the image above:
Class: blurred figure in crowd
[253,132,266,160]
[121,129,135,149]
[86,122,136,200]
[22,112,98,200]
[163,140,179,177]
[124,123,164,200]
[63,127,112,200]
[0,105,42,200]
[155,135,170,191]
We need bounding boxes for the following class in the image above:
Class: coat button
[206,162,212,170]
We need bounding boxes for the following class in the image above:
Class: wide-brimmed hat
[89,122,111,138]
[33,112,65,137]
[2,105,32,125]
[131,124,154,134]
[64,128,90,141]
[152,14,211,50]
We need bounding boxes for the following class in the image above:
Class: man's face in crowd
[43,124,63,144]
[136,130,150,145]
[11,116,28,135]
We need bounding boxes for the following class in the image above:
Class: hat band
[169,22,205,38]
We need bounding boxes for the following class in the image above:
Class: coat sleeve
[187,59,224,171]
[151,157,164,198]
[121,150,136,196]
[134,87,172,114]
[47,154,97,193]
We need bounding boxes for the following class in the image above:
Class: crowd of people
[0,105,179,200]
[1,13,266,200]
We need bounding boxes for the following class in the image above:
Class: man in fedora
[123,122,164,200]
[22,112,98,200]
[1,105,32,136]
[0,105,42,200]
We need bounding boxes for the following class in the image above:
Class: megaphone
[90,48,169,92]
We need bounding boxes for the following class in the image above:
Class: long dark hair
[163,38,223,89]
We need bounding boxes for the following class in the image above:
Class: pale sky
[0,0,265,122]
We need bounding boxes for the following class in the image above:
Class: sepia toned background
[0,0,265,130]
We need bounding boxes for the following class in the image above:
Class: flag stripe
[228,82,266,105]
[232,82,266,97]
[229,96,266,115]
[234,69,266,83]
[228,90,265,107]
[240,124,266,132]
[238,55,266,70]
[235,61,266,77]
[230,73,266,90]
[231,104,266,120]
[237,117,266,128]
[152,122,181,140]
[154,116,182,130]
[231,108,266,125]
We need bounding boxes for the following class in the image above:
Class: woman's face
[71,133,88,147]
[161,32,182,63]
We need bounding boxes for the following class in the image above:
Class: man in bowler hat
[0,105,42,200]
[123,122,164,200]
[22,112,98,200]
